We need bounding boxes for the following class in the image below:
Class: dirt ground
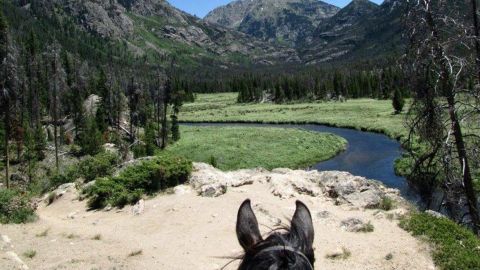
[1,175,435,270]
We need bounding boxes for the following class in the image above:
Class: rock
[344,189,383,209]
[340,218,366,232]
[6,251,29,270]
[67,211,78,219]
[83,94,101,116]
[425,210,446,219]
[388,208,409,219]
[104,205,113,212]
[317,211,331,219]
[325,247,350,259]
[200,184,227,197]
[103,143,119,155]
[10,174,27,184]
[174,185,193,195]
[132,199,145,216]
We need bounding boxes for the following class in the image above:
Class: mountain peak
[204,0,339,47]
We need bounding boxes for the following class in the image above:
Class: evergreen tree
[144,121,156,156]
[392,87,405,114]
[78,117,103,156]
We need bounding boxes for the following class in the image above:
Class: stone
[317,211,331,219]
[132,199,145,216]
[67,211,78,219]
[10,174,27,184]
[200,184,227,197]
[425,210,446,219]
[6,251,29,270]
[340,218,366,232]
[174,185,193,195]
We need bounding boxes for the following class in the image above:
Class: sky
[167,0,384,18]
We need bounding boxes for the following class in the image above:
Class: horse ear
[236,199,262,251]
[291,201,314,250]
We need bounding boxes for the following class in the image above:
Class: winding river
[183,123,420,202]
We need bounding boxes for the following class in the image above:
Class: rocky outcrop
[189,163,400,209]
[21,0,299,65]
[205,0,339,47]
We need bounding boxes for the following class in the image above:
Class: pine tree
[0,4,11,187]
[144,121,156,156]
[78,117,103,156]
[392,87,405,114]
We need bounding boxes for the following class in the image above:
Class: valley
[1,0,480,270]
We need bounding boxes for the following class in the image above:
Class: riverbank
[180,93,407,140]
[0,163,435,270]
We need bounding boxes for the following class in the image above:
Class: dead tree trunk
[4,97,9,188]
[471,0,480,81]
[423,0,480,234]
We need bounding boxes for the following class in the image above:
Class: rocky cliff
[204,0,339,47]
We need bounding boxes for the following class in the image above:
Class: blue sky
[167,0,384,18]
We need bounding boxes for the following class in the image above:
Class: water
[182,122,419,201]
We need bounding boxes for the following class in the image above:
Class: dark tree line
[225,67,406,103]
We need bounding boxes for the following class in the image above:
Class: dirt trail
[1,164,435,270]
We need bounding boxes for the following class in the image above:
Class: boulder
[340,218,367,232]
[132,199,145,216]
[200,184,227,197]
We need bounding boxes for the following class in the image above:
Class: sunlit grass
[166,126,346,171]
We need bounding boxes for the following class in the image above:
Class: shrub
[78,152,119,182]
[379,197,395,211]
[209,155,217,168]
[132,144,147,159]
[85,154,192,209]
[0,189,36,224]
[47,152,119,191]
[69,144,83,157]
[400,212,480,270]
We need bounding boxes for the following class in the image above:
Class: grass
[23,250,36,259]
[36,229,49,238]
[325,247,352,260]
[128,249,143,257]
[165,126,347,171]
[400,212,480,270]
[180,93,407,139]
[359,221,375,233]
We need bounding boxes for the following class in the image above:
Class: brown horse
[235,199,315,270]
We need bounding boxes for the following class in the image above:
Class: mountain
[9,0,300,69]
[204,0,339,47]
[302,0,405,64]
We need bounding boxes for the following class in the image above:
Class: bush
[47,152,119,191]
[379,196,394,211]
[400,212,480,270]
[78,152,119,182]
[0,189,36,224]
[85,154,192,209]
[69,144,83,157]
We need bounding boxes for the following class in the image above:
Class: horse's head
[236,199,315,270]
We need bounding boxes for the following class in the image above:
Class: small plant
[46,192,57,205]
[92,234,102,240]
[379,196,394,211]
[359,221,374,233]
[385,253,393,261]
[36,229,49,237]
[326,247,351,260]
[23,250,36,259]
[208,155,217,168]
[64,233,78,239]
[128,249,143,257]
